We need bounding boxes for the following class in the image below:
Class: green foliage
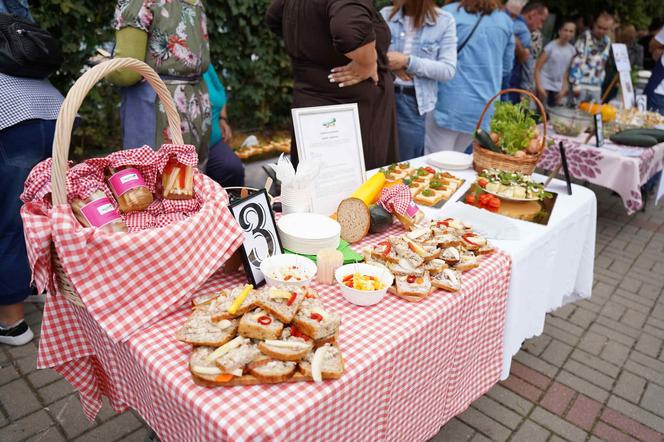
[205,0,292,130]
[490,101,537,155]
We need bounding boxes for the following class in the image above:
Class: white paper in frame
[619,71,635,109]
[291,104,366,215]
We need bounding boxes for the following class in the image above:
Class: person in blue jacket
[425,0,514,154]
[202,64,245,188]
[381,0,457,161]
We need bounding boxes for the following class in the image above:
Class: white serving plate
[427,151,473,170]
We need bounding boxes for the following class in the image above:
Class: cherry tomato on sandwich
[406,275,416,283]
[477,178,488,188]
[424,166,436,174]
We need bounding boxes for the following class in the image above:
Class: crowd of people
[1,0,664,346]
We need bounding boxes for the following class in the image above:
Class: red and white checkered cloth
[378,184,412,215]
[21,145,245,344]
[37,222,512,441]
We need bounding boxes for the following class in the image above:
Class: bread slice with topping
[298,344,344,381]
[247,356,296,383]
[455,252,480,272]
[441,246,461,265]
[189,346,230,379]
[370,240,399,264]
[293,299,341,340]
[388,260,425,277]
[214,338,262,376]
[175,309,238,347]
[395,271,432,298]
[393,238,424,267]
[258,326,314,361]
[254,285,305,323]
[423,258,447,274]
[211,285,258,320]
[431,268,462,292]
[238,308,284,340]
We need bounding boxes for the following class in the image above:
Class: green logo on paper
[322,118,336,128]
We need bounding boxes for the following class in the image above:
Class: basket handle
[474,88,547,152]
[51,57,184,205]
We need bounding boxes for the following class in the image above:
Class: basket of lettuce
[472,88,546,174]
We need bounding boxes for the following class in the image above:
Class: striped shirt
[0,74,64,130]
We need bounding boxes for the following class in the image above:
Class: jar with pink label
[107,166,153,213]
[161,159,194,200]
[70,190,127,233]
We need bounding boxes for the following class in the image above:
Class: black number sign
[228,189,283,286]
[237,202,277,268]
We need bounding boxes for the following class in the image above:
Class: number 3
[237,202,276,268]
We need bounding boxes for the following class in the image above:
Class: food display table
[541,132,664,214]
[36,155,597,440]
[383,156,597,379]
[38,224,511,441]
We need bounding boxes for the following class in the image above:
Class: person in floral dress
[110,0,212,168]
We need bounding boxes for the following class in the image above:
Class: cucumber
[475,129,501,153]
[369,204,393,234]
[613,128,664,143]
[610,132,658,147]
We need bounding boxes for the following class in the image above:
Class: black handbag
[0,13,63,79]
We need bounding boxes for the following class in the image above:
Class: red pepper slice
[310,313,323,322]
[462,233,482,246]
[377,241,392,256]
[406,275,416,283]
[283,275,293,281]
[342,274,354,282]
[436,218,453,228]
[425,166,436,174]
[257,315,272,325]
[290,325,311,340]
[286,292,297,306]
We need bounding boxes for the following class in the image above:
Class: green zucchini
[369,204,393,234]
[610,132,658,147]
[475,129,501,153]
[613,128,664,143]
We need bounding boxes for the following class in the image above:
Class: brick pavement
[1,185,663,442]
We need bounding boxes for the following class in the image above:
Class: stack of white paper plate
[427,151,473,170]
[277,213,341,255]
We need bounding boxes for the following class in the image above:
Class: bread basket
[472,88,547,175]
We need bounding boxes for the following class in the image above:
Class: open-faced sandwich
[177,284,343,387]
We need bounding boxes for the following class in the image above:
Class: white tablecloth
[373,156,597,379]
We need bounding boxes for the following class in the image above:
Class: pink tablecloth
[541,133,664,214]
[37,224,511,442]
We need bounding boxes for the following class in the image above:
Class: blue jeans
[395,93,425,161]
[205,140,245,188]
[0,119,55,305]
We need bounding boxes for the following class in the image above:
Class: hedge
[29,1,664,154]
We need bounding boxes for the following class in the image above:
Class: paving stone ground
[1,184,663,442]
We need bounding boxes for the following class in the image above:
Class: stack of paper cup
[281,185,314,214]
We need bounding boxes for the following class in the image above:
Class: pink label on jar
[80,198,122,228]
[108,168,146,197]
[406,201,419,217]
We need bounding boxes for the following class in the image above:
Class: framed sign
[594,113,604,147]
[619,71,635,109]
[636,94,648,112]
[229,189,283,287]
[292,103,366,215]
[612,44,631,73]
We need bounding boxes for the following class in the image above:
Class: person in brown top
[266,0,398,170]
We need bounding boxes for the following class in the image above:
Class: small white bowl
[260,254,317,287]
[335,263,394,306]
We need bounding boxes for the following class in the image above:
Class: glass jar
[107,166,153,213]
[161,159,194,200]
[70,190,127,233]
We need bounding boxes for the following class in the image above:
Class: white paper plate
[427,151,473,170]
[277,213,341,254]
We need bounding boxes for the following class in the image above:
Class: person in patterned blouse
[568,12,615,103]
[109,0,212,169]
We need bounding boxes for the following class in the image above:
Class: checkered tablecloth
[37,223,511,441]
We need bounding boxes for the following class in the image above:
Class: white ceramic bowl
[335,263,394,306]
[260,254,317,287]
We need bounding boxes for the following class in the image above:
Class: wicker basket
[50,58,184,307]
[472,88,547,175]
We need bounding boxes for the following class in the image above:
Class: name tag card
[292,104,366,215]
[594,113,604,147]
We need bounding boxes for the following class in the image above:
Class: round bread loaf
[336,198,370,243]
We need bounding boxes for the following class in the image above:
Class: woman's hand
[387,51,409,71]
[395,69,412,82]
[536,86,547,101]
[329,60,378,87]
[220,117,233,143]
